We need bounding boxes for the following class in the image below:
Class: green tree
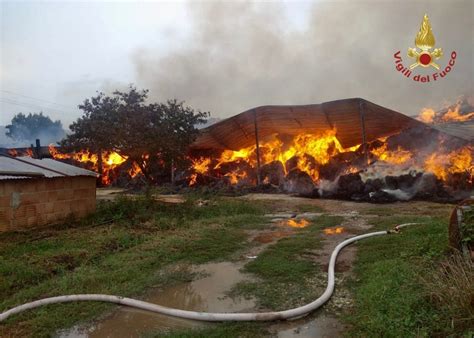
[6,112,65,143]
[62,86,208,183]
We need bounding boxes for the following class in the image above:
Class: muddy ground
[59,191,453,338]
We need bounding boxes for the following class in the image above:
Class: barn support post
[253,110,262,186]
[35,139,42,159]
[359,100,369,165]
[97,150,104,185]
[171,159,175,184]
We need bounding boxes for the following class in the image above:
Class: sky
[1,0,473,131]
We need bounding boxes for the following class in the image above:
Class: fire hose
[0,223,418,323]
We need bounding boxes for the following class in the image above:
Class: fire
[424,146,473,181]
[189,173,198,186]
[192,157,211,174]
[128,162,142,178]
[187,127,473,188]
[8,149,18,157]
[441,104,474,123]
[49,145,128,185]
[370,143,413,165]
[198,130,359,185]
[287,219,309,228]
[225,170,248,185]
[189,157,211,185]
[418,108,436,123]
[323,226,345,235]
[215,148,256,169]
[418,104,474,124]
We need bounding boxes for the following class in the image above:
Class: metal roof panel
[0,156,97,180]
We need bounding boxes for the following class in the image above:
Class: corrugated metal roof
[190,98,426,150]
[432,121,474,141]
[0,155,97,180]
[0,175,32,180]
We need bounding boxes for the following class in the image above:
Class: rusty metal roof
[0,155,97,180]
[190,98,426,150]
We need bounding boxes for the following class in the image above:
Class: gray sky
[1,0,473,129]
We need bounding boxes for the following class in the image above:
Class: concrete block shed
[0,155,97,232]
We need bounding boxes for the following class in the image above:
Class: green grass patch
[289,203,325,213]
[345,214,473,337]
[0,195,267,337]
[231,215,343,310]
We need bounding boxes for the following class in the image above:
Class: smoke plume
[133,0,473,119]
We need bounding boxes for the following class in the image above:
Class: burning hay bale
[260,161,285,186]
[283,169,315,196]
[187,121,472,202]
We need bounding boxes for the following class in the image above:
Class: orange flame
[424,146,473,181]
[287,219,309,228]
[370,143,413,165]
[418,108,436,123]
[192,157,211,174]
[191,130,360,185]
[8,149,18,157]
[418,104,474,124]
[225,170,248,185]
[441,104,474,123]
[128,162,142,178]
[323,226,345,235]
[49,145,128,185]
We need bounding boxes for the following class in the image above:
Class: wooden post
[171,159,175,184]
[253,110,262,186]
[359,100,368,165]
[35,139,42,159]
[97,149,104,185]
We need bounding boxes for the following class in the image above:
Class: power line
[0,90,76,110]
[0,98,76,115]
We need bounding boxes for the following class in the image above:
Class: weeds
[421,253,474,333]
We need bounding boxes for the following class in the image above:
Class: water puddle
[58,261,255,337]
[272,315,344,338]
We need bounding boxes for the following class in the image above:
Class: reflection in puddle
[58,262,255,337]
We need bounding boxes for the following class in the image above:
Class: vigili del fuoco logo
[394,14,457,83]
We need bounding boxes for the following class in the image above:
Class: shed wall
[0,176,96,232]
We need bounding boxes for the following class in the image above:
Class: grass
[231,215,343,310]
[0,194,268,337]
[3,193,470,337]
[345,214,474,337]
[421,253,474,334]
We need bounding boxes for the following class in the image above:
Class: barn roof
[0,155,97,180]
[191,98,426,150]
[432,120,474,142]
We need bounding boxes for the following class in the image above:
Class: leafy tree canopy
[6,112,65,144]
[61,86,209,183]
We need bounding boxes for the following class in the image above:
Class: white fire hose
[0,223,418,323]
